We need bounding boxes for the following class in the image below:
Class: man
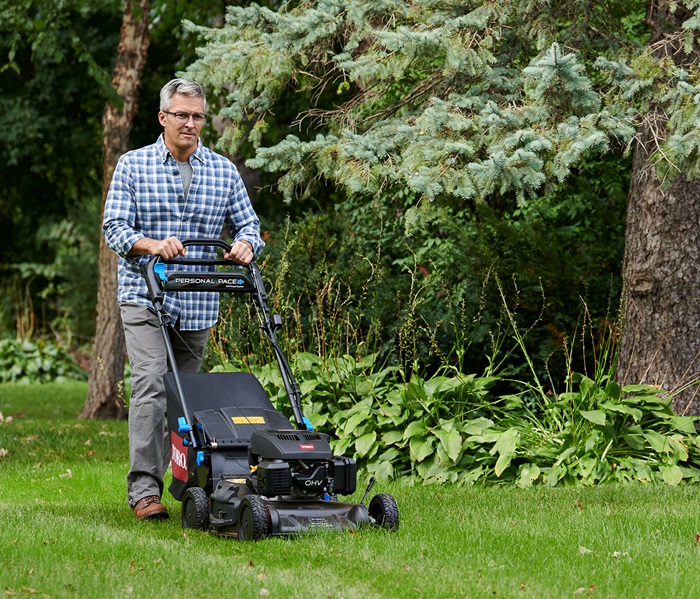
[103,78,264,520]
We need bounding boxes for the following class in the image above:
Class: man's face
[158,94,205,161]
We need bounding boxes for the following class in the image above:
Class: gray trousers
[120,303,210,507]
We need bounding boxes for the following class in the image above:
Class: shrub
[0,337,86,384]
[224,349,700,487]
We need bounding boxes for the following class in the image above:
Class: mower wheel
[238,495,269,541]
[182,487,210,530]
[368,493,399,531]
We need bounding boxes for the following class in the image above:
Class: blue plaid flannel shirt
[103,135,264,330]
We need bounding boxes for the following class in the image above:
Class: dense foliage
[183,0,662,382]
[0,338,85,384]
[0,0,122,340]
[207,348,700,486]
[210,154,627,385]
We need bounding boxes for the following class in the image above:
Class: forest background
[4,0,700,486]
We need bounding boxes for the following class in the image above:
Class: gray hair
[159,78,207,112]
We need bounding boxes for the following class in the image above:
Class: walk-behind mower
[143,238,399,540]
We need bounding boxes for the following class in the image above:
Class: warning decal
[231,416,266,425]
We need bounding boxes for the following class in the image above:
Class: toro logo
[171,432,188,481]
[299,443,315,451]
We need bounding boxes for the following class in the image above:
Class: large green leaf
[516,463,541,488]
[435,427,463,463]
[604,381,621,401]
[622,433,645,451]
[344,411,370,434]
[492,428,520,477]
[333,435,353,456]
[490,428,519,457]
[495,452,514,477]
[660,464,683,486]
[403,419,428,440]
[462,417,494,435]
[580,410,606,426]
[307,412,329,429]
[600,402,642,422]
[670,416,698,434]
[644,430,670,454]
[545,464,567,486]
[382,430,405,445]
[355,431,378,457]
[295,352,323,371]
[577,456,597,479]
[554,446,577,466]
[366,459,394,481]
[668,435,689,462]
[621,383,662,394]
[415,454,442,480]
[423,376,460,396]
[584,430,602,453]
[410,435,435,462]
[377,447,402,462]
[300,379,319,395]
[404,382,428,404]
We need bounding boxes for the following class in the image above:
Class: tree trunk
[616,1,700,414]
[80,0,150,420]
[617,127,700,414]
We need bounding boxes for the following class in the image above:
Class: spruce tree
[185,0,700,412]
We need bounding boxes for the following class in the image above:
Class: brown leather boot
[132,495,169,520]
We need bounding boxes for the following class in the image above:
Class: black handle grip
[164,238,233,265]
[180,238,232,251]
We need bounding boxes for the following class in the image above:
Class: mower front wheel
[182,487,210,530]
[238,495,269,541]
[368,493,399,531]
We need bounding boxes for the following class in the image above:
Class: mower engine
[249,429,357,499]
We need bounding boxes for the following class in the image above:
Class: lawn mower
[143,238,399,540]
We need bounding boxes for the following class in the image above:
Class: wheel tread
[368,493,399,531]
[238,495,269,541]
[182,487,210,530]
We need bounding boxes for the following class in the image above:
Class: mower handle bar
[142,237,308,433]
[161,237,236,266]
[143,238,254,303]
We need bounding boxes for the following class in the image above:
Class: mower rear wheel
[182,487,210,530]
[368,493,399,531]
[238,495,269,541]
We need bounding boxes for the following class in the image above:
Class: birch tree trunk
[80,0,150,419]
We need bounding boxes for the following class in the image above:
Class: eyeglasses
[162,110,207,124]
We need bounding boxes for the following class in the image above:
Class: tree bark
[616,0,700,414]
[617,127,700,413]
[80,0,150,420]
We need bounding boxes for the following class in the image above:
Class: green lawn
[2,383,700,598]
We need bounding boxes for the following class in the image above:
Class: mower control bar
[143,238,309,434]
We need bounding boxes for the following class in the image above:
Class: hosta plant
[229,351,700,487]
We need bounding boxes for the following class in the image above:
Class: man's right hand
[128,236,186,259]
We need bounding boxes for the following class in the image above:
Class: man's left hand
[224,240,254,265]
